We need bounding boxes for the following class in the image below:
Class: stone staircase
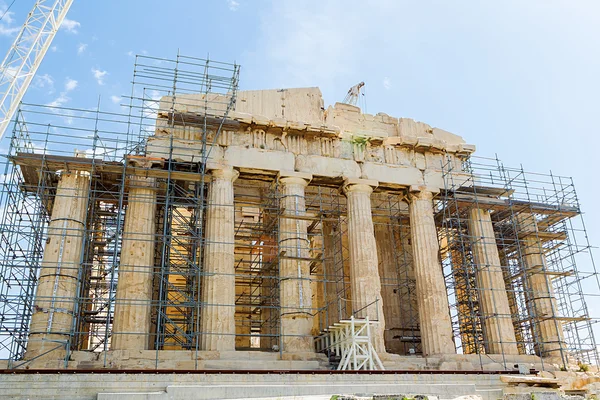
[0,372,508,400]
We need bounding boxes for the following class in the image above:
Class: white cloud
[110,95,121,104]
[0,24,19,36]
[147,90,162,101]
[127,51,134,57]
[0,3,18,36]
[77,43,87,54]
[60,18,81,33]
[137,89,163,121]
[227,0,240,11]
[91,68,108,85]
[0,4,14,24]
[34,73,54,90]
[50,46,58,52]
[383,77,391,90]
[46,93,70,108]
[3,66,18,80]
[44,76,78,121]
[64,78,78,92]
[45,96,75,125]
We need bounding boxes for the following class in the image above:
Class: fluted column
[26,169,90,360]
[112,172,158,351]
[374,220,402,354]
[408,189,455,356]
[467,207,518,355]
[260,235,278,350]
[517,213,565,360]
[396,223,421,355]
[450,247,483,354]
[322,222,340,326]
[499,251,527,355]
[278,171,314,353]
[343,178,385,352]
[310,234,325,335]
[200,167,239,351]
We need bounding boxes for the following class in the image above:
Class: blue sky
[1,0,599,323]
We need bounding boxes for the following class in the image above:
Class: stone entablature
[150,87,475,190]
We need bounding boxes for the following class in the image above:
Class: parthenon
[0,56,597,396]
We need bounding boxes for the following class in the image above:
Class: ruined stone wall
[149,87,475,192]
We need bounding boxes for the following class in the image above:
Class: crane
[342,81,365,106]
[0,0,74,141]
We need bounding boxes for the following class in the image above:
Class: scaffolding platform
[314,317,384,371]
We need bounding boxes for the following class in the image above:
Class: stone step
[0,372,507,400]
[96,382,484,400]
[202,359,323,370]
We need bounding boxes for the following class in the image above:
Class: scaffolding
[0,52,362,366]
[438,155,599,368]
[0,53,241,364]
[0,52,597,372]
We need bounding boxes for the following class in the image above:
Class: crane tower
[0,0,74,141]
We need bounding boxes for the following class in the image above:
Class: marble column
[278,171,314,353]
[260,235,278,350]
[310,234,325,335]
[235,317,252,349]
[408,189,455,356]
[499,251,527,355]
[450,247,483,354]
[396,223,421,355]
[321,221,337,326]
[112,172,158,351]
[467,207,519,355]
[200,167,239,351]
[374,220,402,354]
[517,213,565,359]
[26,168,90,360]
[322,220,346,326]
[343,178,385,352]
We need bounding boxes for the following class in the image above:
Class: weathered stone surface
[0,372,508,400]
[146,136,224,164]
[516,213,566,360]
[361,162,423,187]
[19,86,581,377]
[200,167,239,351]
[160,87,476,188]
[278,172,314,353]
[343,179,386,352]
[325,103,397,138]
[225,145,295,173]
[296,154,361,178]
[112,173,157,351]
[27,168,90,360]
[467,207,519,355]
[409,190,455,356]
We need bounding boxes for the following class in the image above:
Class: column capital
[277,170,312,187]
[210,167,239,182]
[408,189,435,202]
[126,155,165,169]
[409,184,440,196]
[467,205,490,219]
[124,155,162,191]
[467,204,494,213]
[343,178,378,195]
[515,212,539,233]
